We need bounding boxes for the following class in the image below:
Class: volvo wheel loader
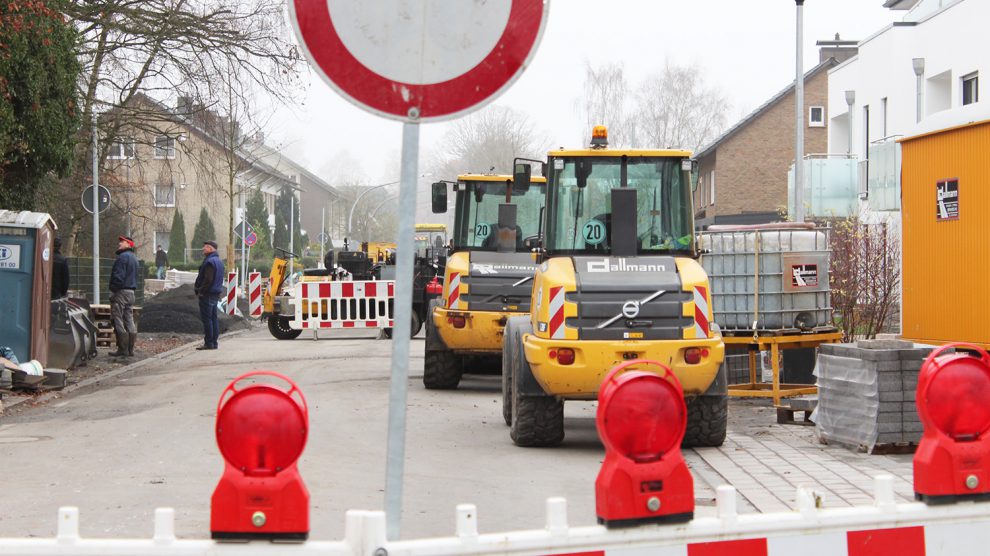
[502,126,727,447]
[423,174,546,389]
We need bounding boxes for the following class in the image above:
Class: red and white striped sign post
[225,272,237,316]
[248,272,262,318]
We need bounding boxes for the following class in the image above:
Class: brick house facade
[693,58,839,228]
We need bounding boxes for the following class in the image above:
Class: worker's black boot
[109,333,129,357]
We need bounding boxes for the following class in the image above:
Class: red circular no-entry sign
[289,0,549,122]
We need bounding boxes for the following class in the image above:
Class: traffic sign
[81,185,111,214]
[234,220,255,240]
[318,232,329,245]
[288,0,550,121]
[244,232,258,247]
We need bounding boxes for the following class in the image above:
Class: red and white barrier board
[4,477,990,555]
[292,280,394,330]
[248,272,262,318]
[225,271,238,315]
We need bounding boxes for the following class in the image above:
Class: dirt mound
[140,284,252,334]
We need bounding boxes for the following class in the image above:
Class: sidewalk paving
[696,399,915,514]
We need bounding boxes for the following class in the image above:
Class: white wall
[827,0,989,156]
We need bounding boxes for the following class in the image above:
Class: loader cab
[447,175,546,253]
[516,127,697,259]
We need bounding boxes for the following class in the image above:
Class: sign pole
[384,119,419,540]
[91,111,100,305]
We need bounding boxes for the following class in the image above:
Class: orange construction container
[899,118,990,348]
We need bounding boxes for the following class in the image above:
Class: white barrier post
[225,271,237,316]
[248,271,262,318]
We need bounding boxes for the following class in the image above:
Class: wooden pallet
[721,326,840,338]
[776,407,814,426]
[870,442,918,455]
[90,304,141,348]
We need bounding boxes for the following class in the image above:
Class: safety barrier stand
[247,272,263,318]
[293,280,394,330]
[4,478,990,555]
[225,271,238,316]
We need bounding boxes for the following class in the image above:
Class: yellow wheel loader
[503,126,726,447]
[423,174,546,389]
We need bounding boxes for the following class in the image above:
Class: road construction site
[0,327,914,540]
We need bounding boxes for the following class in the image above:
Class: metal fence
[65,257,147,305]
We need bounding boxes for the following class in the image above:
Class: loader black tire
[682,395,728,448]
[423,348,463,389]
[508,317,563,446]
[381,311,423,339]
[510,385,564,447]
[268,315,302,340]
[410,310,423,337]
[501,319,519,426]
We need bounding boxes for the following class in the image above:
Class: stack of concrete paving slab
[812,339,935,453]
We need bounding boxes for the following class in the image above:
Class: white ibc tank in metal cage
[699,223,831,331]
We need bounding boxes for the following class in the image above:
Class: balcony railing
[788,154,859,218]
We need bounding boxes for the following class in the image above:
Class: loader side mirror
[513,163,532,193]
[431,182,447,214]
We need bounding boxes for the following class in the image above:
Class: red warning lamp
[914,343,990,504]
[425,276,443,295]
[211,371,310,540]
[596,359,693,527]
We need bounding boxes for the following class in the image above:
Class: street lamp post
[845,90,856,155]
[913,58,926,124]
[346,181,399,250]
[91,111,100,304]
[794,0,806,223]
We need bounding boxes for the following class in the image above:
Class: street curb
[1,327,255,413]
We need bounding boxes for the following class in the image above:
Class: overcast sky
[267,1,899,185]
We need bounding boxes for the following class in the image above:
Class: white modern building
[823,0,987,220]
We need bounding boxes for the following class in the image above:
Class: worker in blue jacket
[194,240,225,350]
[109,236,139,357]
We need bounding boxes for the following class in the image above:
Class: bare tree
[577,60,729,152]
[52,0,302,254]
[431,105,550,178]
[830,217,901,341]
[580,62,633,147]
[635,62,729,152]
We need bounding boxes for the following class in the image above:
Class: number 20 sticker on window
[583,219,606,246]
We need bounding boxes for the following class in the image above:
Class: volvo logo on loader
[622,301,640,319]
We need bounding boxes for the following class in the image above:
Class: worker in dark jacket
[109,235,139,357]
[51,237,70,299]
[194,240,225,350]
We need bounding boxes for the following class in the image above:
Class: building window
[963,72,979,105]
[709,170,715,206]
[154,231,170,252]
[154,184,176,207]
[698,175,706,207]
[107,137,135,160]
[808,106,825,127]
[154,135,176,159]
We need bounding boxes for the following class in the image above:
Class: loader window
[452,180,545,251]
[545,157,694,255]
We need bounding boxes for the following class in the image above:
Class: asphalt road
[0,327,914,541]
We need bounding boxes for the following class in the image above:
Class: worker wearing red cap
[109,235,139,357]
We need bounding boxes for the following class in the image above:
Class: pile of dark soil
[140,284,252,334]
